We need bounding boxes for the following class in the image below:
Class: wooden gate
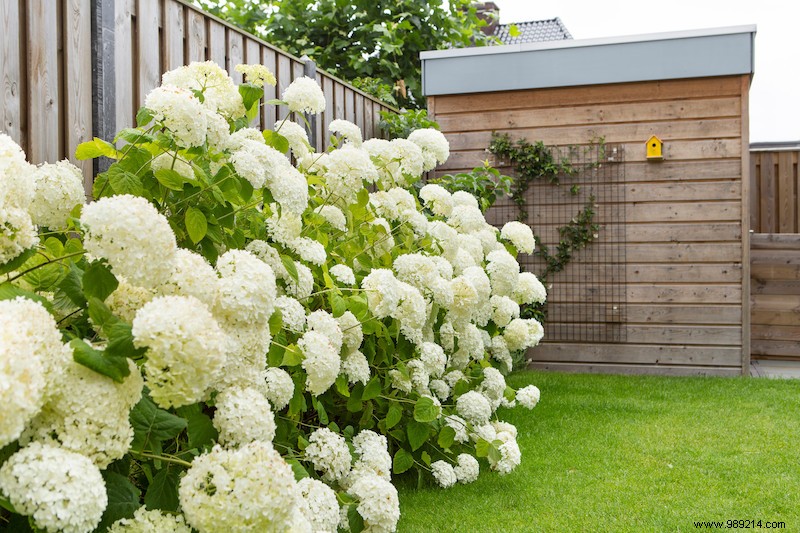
[749,146,800,360]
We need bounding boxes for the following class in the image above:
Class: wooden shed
[422,26,756,376]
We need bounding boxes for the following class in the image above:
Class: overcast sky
[493,0,800,143]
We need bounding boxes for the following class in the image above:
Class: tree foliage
[197,0,493,107]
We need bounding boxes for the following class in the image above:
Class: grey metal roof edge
[750,141,800,152]
[420,24,757,60]
[554,17,573,39]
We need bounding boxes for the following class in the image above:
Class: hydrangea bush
[0,61,545,533]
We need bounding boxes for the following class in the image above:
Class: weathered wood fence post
[302,55,318,150]
[91,0,115,177]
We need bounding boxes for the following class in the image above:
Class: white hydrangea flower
[150,152,195,182]
[269,163,309,215]
[157,248,218,309]
[245,239,287,279]
[0,205,38,265]
[329,119,363,147]
[448,276,479,322]
[451,190,480,209]
[0,297,68,447]
[362,269,401,318]
[504,318,544,352]
[431,460,457,488]
[513,271,548,305]
[419,183,453,217]
[296,478,340,532]
[318,205,347,232]
[108,506,192,532]
[205,109,231,151]
[179,441,299,532]
[490,335,513,372]
[347,472,400,533]
[517,385,541,409]
[443,369,465,388]
[486,249,520,298]
[282,76,326,114]
[407,359,430,392]
[480,367,507,409]
[214,249,277,327]
[470,423,497,444]
[81,195,177,288]
[290,236,327,266]
[330,263,356,285]
[456,391,492,425]
[0,442,107,533]
[369,217,395,257]
[235,63,277,87]
[351,430,391,481]
[439,321,456,353]
[447,204,487,234]
[266,209,302,246]
[395,283,427,344]
[445,414,469,444]
[490,295,520,328]
[275,295,306,331]
[162,61,245,119]
[323,147,378,205]
[227,127,266,150]
[500,221,536,254]
[264,367,295,410]
[454,453,480,484]
[341,349,370,385]
[386,138,424,185]
[22,358,142,468]
[133,295,228,408]
[228,138,281,189]
[492,421,518,438]
[307,309,344,352]
[429,379,450,401]
[215,323,272,394]
[337,311,363,351]
[306,427,352,483]
[285,261,314,300]
[0,133,35,209]
[408,128,450,171]
[275,120,311,158]
[299,330,341,396]
[29,160,85,229]
[490,431,522,475]
[213,387,276,446]
[388,369,412,393]
[145,85,208,147]
[418,342,446,378]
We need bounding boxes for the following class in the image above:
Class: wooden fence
[749,147,800,360]
[1,0,395,191]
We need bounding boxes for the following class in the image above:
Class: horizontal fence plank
[547,303,741,325]
[530,342,742,366]
[527,360,742,377]
[540,324,741,346]
[751,340,800,359]
[547,284,741,305]
[434,76,743,114]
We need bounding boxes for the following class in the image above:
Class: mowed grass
[397,371,800,532]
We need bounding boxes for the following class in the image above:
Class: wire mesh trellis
[487,143,627,343]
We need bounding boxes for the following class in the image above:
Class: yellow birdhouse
[646,135,664,161]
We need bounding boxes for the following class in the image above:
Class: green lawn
[398,371,800,532]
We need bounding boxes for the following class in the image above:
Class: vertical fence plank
[207,20,225,64]
[136,0,161,110]
[749,152,759,232]
[759,152,775,233]
[354,93,364,132]
[333,82,344,124]
[115,0,134,130]
[26,0,59,163]
[262,47,277,129]
[374,102,383,138]
[226,30,243,83]
[364,97,373,140]
[314,72,323,151]
[164,0,185,71]
[344,88,355,122]
[322,75,334,151]
[0,0,22,144]
[277,54,291,120]
[778,151,795,232]
[187,8,207,62]
[65,0,92,181]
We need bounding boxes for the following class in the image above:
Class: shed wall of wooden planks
[428,75,751,376]
[1,0,393,189]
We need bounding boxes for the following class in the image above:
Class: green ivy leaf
[348,503,365,533]
[488,440,502,465]
[70,338,130,383]
[136,107,155,127]
[145,467,181,512]
[130,395,188,453]
[154,168,187,191]
[107,167,144,196]
[421,451,432,466]
[58,263,86,307]
[82,261,119,301]
[406,420,429,451]
[385,403,402,429]
[280,343,303,367]
[413,396,440,423]
[437,426,456,449]
[392,448,414,474]
[240,84,264,112]
[97,471,140,531]
[286,459,310,481]
[105,321,147,359]
[475,438,491,458]
[185,207,208,244]
[334,374,350,397]
[362,375,382,401]
[75,137,119,160]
